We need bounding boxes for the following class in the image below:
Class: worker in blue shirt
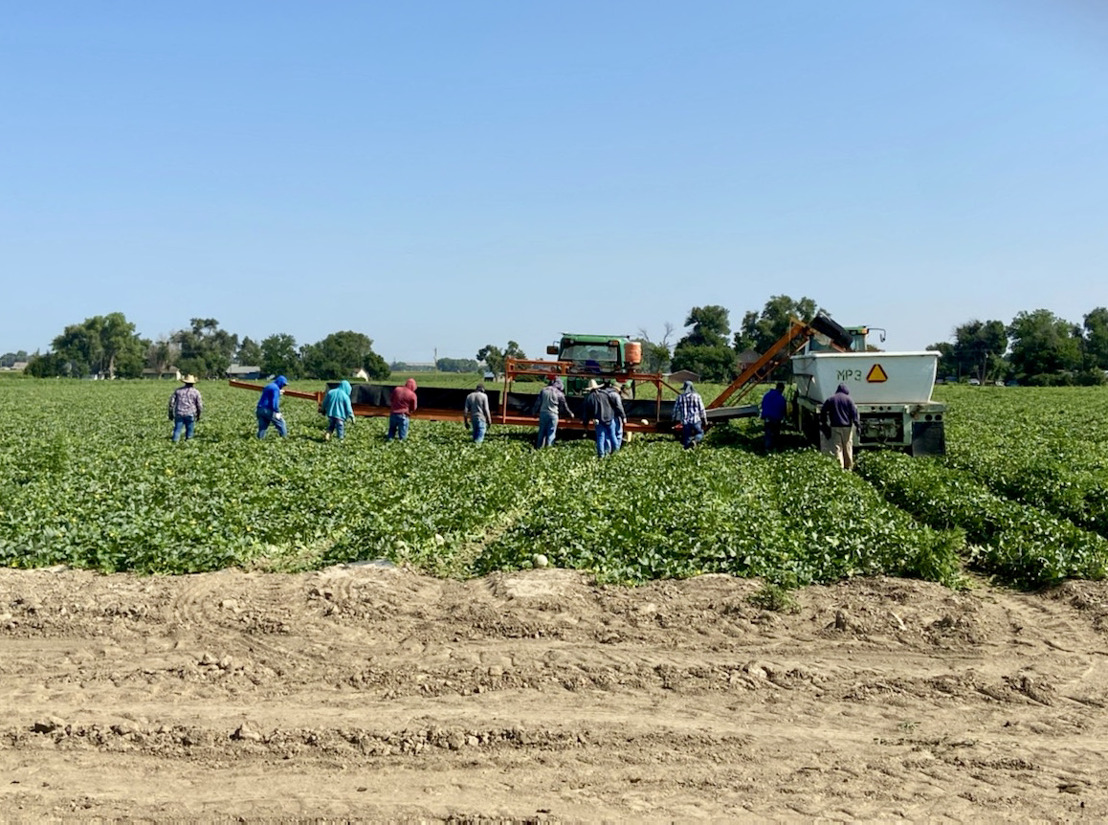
[760,382,788,452]
[256,375,289,438]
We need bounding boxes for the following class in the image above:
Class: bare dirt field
[2,565,1107,822]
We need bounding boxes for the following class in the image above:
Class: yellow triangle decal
[866,364,888,383]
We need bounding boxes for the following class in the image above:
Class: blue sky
[3,1,1106,363]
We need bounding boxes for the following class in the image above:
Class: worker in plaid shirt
[672,380,708,449]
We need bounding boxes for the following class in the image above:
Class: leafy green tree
[1083,307,1108,370]
[733,295,819,353]
[25,351,65,377]
[476,341,525,376]
[954,319,1008,382]
[363,350,390,379]
[236,336,263,367]
[436,357,480,373]
[117,338,149,378]
[50,323,98,376]
[476,345,502,375]
[925,341,957,378]
[301,331,389,379]
[928,320,1009,382]
[34,312,147,378]
[1008,309,1082,384]
[172,318,239,379]
[681,305,731,347]
[260,333,302,379]
[671,306,735,380]
[670,344,738,381]
[0,350,28,368]
[636,323,674,374]
[145,338,177,373]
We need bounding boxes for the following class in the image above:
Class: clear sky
[3,1,1106,363]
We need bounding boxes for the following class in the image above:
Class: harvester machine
[229,333,683,436]
[789,325,946,456]
[702,311,945,455]
[228,315,945,453]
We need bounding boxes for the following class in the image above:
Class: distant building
[227,365,263,380]
[142,367,181,380]
[667,369,701,385]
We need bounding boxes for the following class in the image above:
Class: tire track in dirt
[163,569,327,680]
[974,583,1108,718]
[3,568,1108,820]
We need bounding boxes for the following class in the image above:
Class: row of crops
[1,380,1106,589]
[855,385,1108,588]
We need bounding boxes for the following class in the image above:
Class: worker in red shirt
[387,378,418,441]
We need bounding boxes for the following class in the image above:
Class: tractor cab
[546,333,640,395]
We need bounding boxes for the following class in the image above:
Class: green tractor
[546,333,643,396]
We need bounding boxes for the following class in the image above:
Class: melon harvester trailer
[229,313,945,454]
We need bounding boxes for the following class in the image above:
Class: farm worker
[531,377,571,448]
[602,379,626,450]
[387,378,418,441]
[321,380,354,441]
[463,382,493,443]
[168,374,203,442]
[672,380,708,450]
[582,379,618,457]
[820,383,860,469]
[256,375,289,439]
[760,382,788,452]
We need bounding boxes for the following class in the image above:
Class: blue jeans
[471,417,487,443]
[594,419,617,457]
[257,409,287,439]
[681,419,704,449]
[613,417,624,450]
[327,417,346,439]
[537,413,558,448]
[172,415,195,442]
[387,413,409,441]
[763,418,783,452]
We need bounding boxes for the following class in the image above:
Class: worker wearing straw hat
[582,379,618,457]
[168,374,203,442]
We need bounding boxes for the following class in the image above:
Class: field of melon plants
[1,379,1105,589]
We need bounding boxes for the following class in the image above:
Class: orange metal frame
[500,357,678,433]
[227,380,469,423]
[707,319,847,410]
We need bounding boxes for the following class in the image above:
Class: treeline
[632,298,1108,386]
[644,296,823,381]
[469,297,824,382]
[1,350,29,368]
[21,301,1108,387]
[926,308,1108,386]
[24,314,390,381]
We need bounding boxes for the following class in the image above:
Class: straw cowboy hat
[182,374,198,384]
[586,379,601,391]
